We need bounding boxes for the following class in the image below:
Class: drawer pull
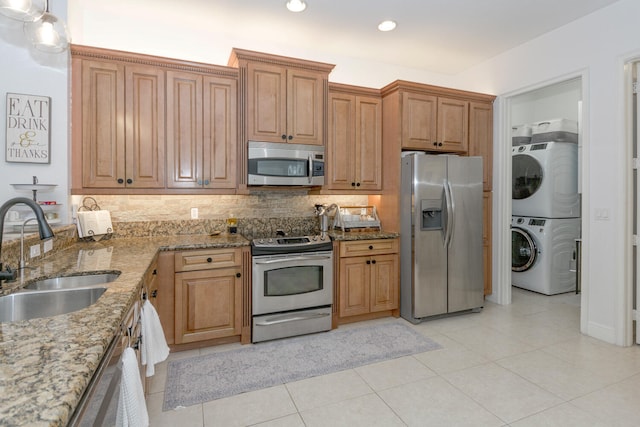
[151,290,158,298]
[368,245,374,250]
[206,257,212,263]
[236,273,241,278]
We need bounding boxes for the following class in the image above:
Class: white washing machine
[512,141,579,218]
[511,216,580,295]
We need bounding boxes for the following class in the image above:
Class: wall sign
[5,93,51,164]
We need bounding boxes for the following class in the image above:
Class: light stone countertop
[0,233,249,426]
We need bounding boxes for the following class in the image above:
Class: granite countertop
[0,233,249,426]
[328,230,399,241]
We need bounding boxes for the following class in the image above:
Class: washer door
[512,228,538,272]
[512,154,543,200]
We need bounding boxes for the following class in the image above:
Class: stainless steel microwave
[247,141,325,186]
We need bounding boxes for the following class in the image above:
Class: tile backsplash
[72,193,367,222]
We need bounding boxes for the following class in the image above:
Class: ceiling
[183,0,621,74]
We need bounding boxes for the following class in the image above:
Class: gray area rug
[163,321,441,410]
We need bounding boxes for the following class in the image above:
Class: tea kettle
[314,204,338,232]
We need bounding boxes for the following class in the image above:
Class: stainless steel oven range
[251,234,333,343]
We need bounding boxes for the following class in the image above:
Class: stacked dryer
[511,119,581,295]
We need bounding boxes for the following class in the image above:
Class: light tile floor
[146,288,640,426]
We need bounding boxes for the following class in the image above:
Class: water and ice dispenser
[420,199,442,230]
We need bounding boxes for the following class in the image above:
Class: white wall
[0,0,69,227]
[455,0,640,345]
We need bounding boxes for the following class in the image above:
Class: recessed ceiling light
[378,20,397,32]
[286,0,307,12]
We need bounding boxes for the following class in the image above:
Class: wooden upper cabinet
[71,44,238,194]
[246,61,324,145]
[401,91,468,152]
[166,72,237,189]
[75,58,165,189]
[327,84,382,191]
[469,101,494,192]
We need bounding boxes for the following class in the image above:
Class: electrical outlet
[43,239,53,253]
[30,244,41,258]
[191,207,198,219]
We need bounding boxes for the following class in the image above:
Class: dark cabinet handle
[433,142,438,146]
[152,269,157,275]
[351,182,356,187]
[281,134,287,140]
[236,272,241,278]
[288,135,293,140]
[366,260,371,265]
[117,178,124,184]
[438,142,443,147]
[369,245,374,250]
[371,260,377,264]
[356,182,361,187]
[151,290,158,298]
[204,179,210,185]
[206,257,212,263]
[126,178,133,184]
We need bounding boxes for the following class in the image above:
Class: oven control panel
[251,234,332,255]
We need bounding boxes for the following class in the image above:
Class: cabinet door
[203,76,237,189]
[81,60,125,188]
[355,96,382,190]
[287,68,324,145]
[401,91,437,150]
[370,254,399,312]
[327,93,356,189]
[246,62,287,143]
[125,65,166,188]
[437,97,468,152]
[174,267,242,343]
[469,101,493,191]
[339,257,370,317]
[166,71,204,188]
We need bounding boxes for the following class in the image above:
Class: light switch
[191,207,198,219]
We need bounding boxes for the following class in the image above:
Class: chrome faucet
[0,197,54,283]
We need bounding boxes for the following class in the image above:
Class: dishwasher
[67,302,142,426]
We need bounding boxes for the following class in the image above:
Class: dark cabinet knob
[206,257,212,263]
[356,182,361,187]
[433,142,438,146]
[369,245,374,250]
[151,290,158,298]
[351,182,356,187]
[366,260,371,265]
[126,178,133,184]
[236,272,241,278]
[371,260,377,264]
[288,135,293,140]
[117,178,124,184]
[204,179,210,185]
[281,134,287,140]
[438,142,443,147]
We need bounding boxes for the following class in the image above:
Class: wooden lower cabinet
[156,248,247,346]
[174,267,242,343]
[338,239,399,322]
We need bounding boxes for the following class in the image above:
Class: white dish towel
[116,347,149,427]
[141,299,170,377]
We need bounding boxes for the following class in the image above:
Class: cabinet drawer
[339,239,398,258]
[174,248,241,272]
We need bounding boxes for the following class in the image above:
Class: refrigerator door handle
[444,180,455,248]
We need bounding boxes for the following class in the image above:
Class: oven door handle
[255,311,331,326]
[254,255,332,265]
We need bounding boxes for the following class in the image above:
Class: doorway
[497,75,587,333]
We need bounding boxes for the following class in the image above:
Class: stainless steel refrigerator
[400,153,484,323]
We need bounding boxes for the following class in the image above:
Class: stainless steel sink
[0,287,107,322]
[23,272,120,291]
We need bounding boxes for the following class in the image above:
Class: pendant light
[0,0,46,22]
[23,0,69,53]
